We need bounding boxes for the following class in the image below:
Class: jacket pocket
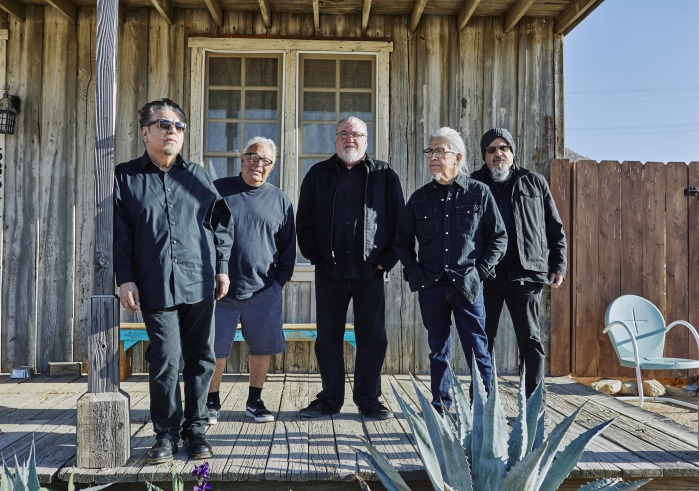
[414,208,439,239]
[455,204,480,233]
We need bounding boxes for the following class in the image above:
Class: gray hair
[336,116,368,135]
[428,127,468,174]
[243,136,278,164]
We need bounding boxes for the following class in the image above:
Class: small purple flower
[192,462,211,479]
[193,483,213,491]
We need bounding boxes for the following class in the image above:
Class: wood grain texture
[689,162,699,363]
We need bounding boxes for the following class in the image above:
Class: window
[189,38,392,279]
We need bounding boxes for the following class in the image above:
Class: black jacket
[471,164,567,278]
[395,175,507,303]
[296,154,405,275]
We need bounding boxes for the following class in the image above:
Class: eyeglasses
[145,119,187,133]
[336,131,366,140]
[423,148,458,158]
[485,144,511,154]
[242,152,274,167]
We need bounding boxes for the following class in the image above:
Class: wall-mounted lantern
[0,84,20,135]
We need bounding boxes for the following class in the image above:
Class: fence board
[550,159,572,375]
[642,162,666,313]
[689,162,699,364]
[597,161,621,376]
[573,160,600,376]
[620,161,644,298]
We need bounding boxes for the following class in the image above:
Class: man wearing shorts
[206,136,296,423]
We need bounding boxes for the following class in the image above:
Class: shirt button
[445,249,449,251]
[172,240,177,244]
[174,258,178,263]
[171,221,175,225]
[446,231,449,234]
[167,188,171,192]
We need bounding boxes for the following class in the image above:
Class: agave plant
[357,357,650,491]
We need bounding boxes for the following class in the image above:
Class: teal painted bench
[119,322,356,379]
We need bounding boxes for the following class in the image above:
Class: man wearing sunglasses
[114,98,232,464]
[395,127,506,414]
[471,127,567,398]
[206,137,295,425]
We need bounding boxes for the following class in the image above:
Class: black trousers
[314,267,387,411]
[483,279,545,397]
[141,296,215,441]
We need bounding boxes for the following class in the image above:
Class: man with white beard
[395,127,506,414]
[471,128,567,398]
[296,116,404,420]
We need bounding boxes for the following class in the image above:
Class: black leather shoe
[298,399,340,419]
[147,436,178,465]
[360,402,394,421]
[182,432,213,460]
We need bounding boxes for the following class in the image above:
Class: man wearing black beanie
[471,127,567,397]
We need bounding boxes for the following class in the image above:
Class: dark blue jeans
[483,279,545,397]
[314,267,387,411]
[418,281,491,411]
[141,296,215,441]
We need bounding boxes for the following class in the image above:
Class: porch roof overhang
[0,0,603,36]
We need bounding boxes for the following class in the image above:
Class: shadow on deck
[1,373,699,490]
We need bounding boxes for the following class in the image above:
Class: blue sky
[564,0,699,163]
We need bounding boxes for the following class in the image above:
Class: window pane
[246,58,278,87]
[365,125,374,156]
[303,92,336,121]
[302,124,336,154]
[210,58,241,86]
[340,60,372,88]
[304,59,336,88]
[300,158,319,181]
[208,90,240,119]
[207,122,240,152]
[207,157,239,180]
[245,91,278,119]
[244,123,278,144]
[339,93,372,121]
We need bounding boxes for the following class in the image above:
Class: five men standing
[296,117,405,420]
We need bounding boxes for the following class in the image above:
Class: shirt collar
[138,151,186,170]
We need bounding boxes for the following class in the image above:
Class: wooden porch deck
[1,373,699,490]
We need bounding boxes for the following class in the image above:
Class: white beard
[338,147,362,165]
[490,166,511,183]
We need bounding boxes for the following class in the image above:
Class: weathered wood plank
[642,163,666,314]
[688,162,699,363]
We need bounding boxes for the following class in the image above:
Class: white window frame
[189,37,393,281]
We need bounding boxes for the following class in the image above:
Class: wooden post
[76,0,130,468]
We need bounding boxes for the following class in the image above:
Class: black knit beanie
[480,128,516,161]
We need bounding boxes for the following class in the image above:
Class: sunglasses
[145,119,187,133]
[485,144,511,154]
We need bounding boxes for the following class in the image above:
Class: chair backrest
[604,295,666,361]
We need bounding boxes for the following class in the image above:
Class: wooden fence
[550,159,699,378]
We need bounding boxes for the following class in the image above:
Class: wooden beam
[149,0,174,25]
[504,0,536,33]
[204,0,223,27]
[457,0,481,31]
[361,0,371,35]
[409,0,427,32]
[0,0,25,22]
[258,0,271,28]
[45,0,77,22]
[555,0,604,35]
[312,0,320,36]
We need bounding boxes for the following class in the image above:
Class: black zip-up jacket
[296,154,405,276]
[395,175,507,304]
[471,164,567,278]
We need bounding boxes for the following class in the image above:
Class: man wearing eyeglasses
[471,127,567,398]
[296,116,405,420]
[205,137,295,424]
[395,127,506,414]
[114,98,232,464]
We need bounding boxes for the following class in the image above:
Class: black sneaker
[360,402,394,420]
[298,399,340,419]
[146,436,178,465]
[207,401,221,425]
[182,432,213,460]
[246,399,275,423]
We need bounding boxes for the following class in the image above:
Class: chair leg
[635,366,644,408]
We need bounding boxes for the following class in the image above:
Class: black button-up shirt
[114,152,232,309]
[333,162,368,279]
[395,175,507,303]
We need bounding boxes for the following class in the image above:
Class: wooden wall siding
[551,160,699,378]
[0,8,562,378]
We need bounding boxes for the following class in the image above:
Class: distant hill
[564,148,591,161]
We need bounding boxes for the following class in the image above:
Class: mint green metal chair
[603,294,699,409]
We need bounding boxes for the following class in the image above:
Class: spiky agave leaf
[171,464,183,491]
[26,441,41,491]
[408,375,473,491]
[472,359,508,490]
[355,474,373,491]
[525,381,545,453]
[469,355,488,481]
[450,371,473,458]
[1,460,14,491]
[538,418,616,491]
[145,481,165,491]
[506,368,528,470]
[391,383,444,491]
[534,404,587,485]
[356,438,412,491]
[498,439,550,491]
[575,477,651,490]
